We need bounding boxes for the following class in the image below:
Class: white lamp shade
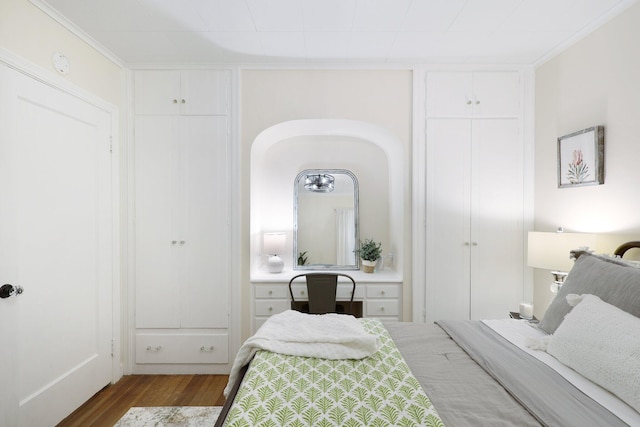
[527,231,597,272]
[263,232,286,255]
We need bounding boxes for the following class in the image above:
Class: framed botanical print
[557,126,604,188]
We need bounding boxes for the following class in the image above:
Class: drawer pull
[146,345,162,352]
[380,307,385,312]
[380,291,386,296]
[200,346,215,352]
[268,306,273,312]
[268,290,273,295]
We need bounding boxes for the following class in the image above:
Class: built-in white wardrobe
[132,69,231,373]
[424,71,526,322]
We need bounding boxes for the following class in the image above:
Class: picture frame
[557,126,604,188]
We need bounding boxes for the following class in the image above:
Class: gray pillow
[539,252,640,334]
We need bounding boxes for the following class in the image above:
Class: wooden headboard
[614,241,640,258]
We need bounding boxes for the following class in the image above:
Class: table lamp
[527,230,597,293]
[264,232,286,273]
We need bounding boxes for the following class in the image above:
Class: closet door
[470,119,523,319]
[425,71,520,118]
[426,118,524,322]
[426,119,472,321]
[180,116,229,328]
[134,70,229,116]
[134,71,181,115]
[134,116,181,328]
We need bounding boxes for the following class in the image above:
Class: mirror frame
[294,168,359,270]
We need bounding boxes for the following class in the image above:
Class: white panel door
[426,118,523,322]
[134,70,181,115]
[181,70,229,116]
[426,71,520,118]
[0,65,114,427]
[425,119,472,321]
[425,72,473,117]
[470,119,523,319]
[472,72,520,118]
[135,116,230,329]
[134,70,229,116]
[180,116,229,328]
[135,116,181,328]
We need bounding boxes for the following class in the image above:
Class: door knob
[0,284,24,299]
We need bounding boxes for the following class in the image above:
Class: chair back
[289,273,356,315]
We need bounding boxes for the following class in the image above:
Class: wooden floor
[56,375,229,427]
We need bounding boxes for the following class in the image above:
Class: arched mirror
[294,169,359,270]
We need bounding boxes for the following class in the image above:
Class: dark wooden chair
[288,273,356,315]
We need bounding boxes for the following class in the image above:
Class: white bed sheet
[483,319,640,426]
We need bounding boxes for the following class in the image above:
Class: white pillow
[546,294,640,414]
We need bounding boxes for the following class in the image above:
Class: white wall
[241,69,412,339]
[254,135,389,270]
[0,0,124,107]
[533,2,640,316]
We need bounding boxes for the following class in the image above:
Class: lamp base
[267,255,284,273]
[549,271,568,294]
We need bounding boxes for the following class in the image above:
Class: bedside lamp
[264,232,286,273]
[527,231,597,293]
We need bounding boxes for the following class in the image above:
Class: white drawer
[366,285,399,299]
[254,285,289,299]
[337,285,365,299]
[290,284,365,300]
[366,300,399,317]
[255,299,290,316]
[289,284,308,299]
[136,333,228,364]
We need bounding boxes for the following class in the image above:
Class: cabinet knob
[466,100,472,105]
[268,290,273,295]
[146,345,162,352]
[172,240,177,245]
[173,99,178,104]
[472,242,478,246]
[475,100,480,105]
[181,99,186,104]
[180,240,186,245]
[464,242,470,246]
[380,290,386,296]
[200,345,214,352]
[380,307,385,312]
[268,306,273,312]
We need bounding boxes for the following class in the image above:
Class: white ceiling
[39,0,637,65]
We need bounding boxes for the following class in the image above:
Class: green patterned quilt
[223,319,444,427]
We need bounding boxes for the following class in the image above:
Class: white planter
[361,259,377,273]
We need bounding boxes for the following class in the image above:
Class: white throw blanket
[224,310,380,397]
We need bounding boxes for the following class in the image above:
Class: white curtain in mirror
[336,208,356,265]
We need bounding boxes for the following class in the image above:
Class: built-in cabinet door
[135,115,229,329]
[426,119,472,321]
[180,116,229,328]
[470,119,523,319]
[426,118,523,321]
[425,71,520,117]
[134,70,229,115]
[471,72,520,117]
[135,116,181,328]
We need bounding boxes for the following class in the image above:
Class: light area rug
[114,406,222,427]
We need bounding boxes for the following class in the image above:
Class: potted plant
[357,238,382,273]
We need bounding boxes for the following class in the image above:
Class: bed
[217,244,640,426]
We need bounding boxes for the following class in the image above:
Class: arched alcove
[250,119,404,277]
